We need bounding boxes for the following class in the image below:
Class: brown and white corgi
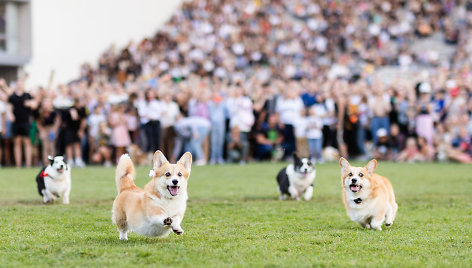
[112,151,192,240]
[339,157,397,230]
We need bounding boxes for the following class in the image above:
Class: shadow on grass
[88,234,185,246]
[0,199,114,207]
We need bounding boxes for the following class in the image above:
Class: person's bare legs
[4,138,12,166]
[99,146,111,164]
[13,136,22,167]
[25,138,32,167]
[73,142,85,167]
[73,142,81,160]
[66,145,73,164]
[41,138,48,165]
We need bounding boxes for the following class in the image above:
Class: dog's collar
[353,198,362,204]
[40,171,54,180]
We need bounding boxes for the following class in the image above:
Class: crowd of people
[0,0,472,167]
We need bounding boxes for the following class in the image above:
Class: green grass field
[0,162,471,267]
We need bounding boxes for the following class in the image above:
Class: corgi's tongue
[167,186,179,196]
[350,185,361,192]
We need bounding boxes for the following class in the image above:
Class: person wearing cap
[374,128,391,160]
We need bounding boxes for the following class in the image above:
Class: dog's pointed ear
[365,159,377,175]
[339,157,350,175]
[177,152,192,173]
[293,153,301,165]
[48,155,54,166]
[153,150,168,169]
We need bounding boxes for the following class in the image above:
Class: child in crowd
[306,105,324,163]
[255,114,284,161]
[227,127,246,163]
[125,106,139,144]
[397,137,423,162]
[374,128,391,161]
[109,104,131,163]
[90,122,112,166]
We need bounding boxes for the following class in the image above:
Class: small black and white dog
[276,154,316,200]
[36,156,71,204]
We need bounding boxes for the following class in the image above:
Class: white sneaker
[75,158,86,168]
[195,159,206,166]
[67,159,75,167]
[104,161,112,167]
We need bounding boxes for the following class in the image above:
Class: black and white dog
[36,156,71,204]
[276,154,316,200]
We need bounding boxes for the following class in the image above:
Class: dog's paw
[163,217,173,225]
[173,228,184,235]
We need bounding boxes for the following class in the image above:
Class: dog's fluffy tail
[115,154,136,194]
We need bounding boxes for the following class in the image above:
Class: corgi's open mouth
[167,186,180,196]
[350,184,362,192]
[57,168,64,173]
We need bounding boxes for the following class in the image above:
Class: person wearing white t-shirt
[159,92,180,158]
[226,87,254,163]
[137,90,162,153]
[275,89,304,158]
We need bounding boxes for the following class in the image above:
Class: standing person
[0,98,6,167]
[172,115,210,166]
[208,91,226,164]
[158,91,179,158]
[61,98,87,167]
[87,105,107,162]
[1,103,13,166]
[125,106,139,144]
[226,86,254,164]
[37,98,60,165]
[0,80,38,167]
[369,86,391,146]
[306,103,326,163]
[137,89,161,153]
[415,83,434,145]
[275,86,304,159]
[109,104,131,163]
[189,90,211,161]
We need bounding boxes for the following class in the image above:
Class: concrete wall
[25,0,183,87]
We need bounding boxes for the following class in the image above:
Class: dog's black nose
[60,165,64,169]
[172,179,178,185]
[351,178,357,184]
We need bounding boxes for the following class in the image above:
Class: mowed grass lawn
[0,161,471,267]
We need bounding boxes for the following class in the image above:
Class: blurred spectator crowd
[1,0,472,167]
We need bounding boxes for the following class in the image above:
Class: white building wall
[25,0,183,87]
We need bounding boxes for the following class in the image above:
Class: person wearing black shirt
[0,80,38,167]
[59,98,87,167]
[255,114,284,160]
